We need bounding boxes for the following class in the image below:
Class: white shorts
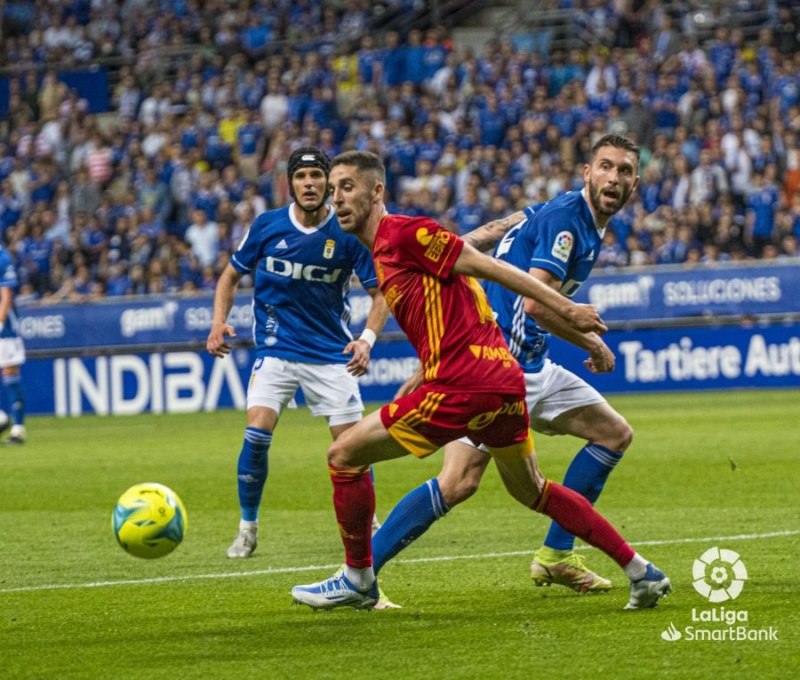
[460,358,606,449]
[0,337,25,369]
[247,357,364,426]
[524,358,606,435]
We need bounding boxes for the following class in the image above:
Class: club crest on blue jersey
[323,239,336,259]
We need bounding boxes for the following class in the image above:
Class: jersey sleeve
[522,201,547,222]
[391,216,464,279]
[229,213,267,274]
[527,207,577,281]
[350,238,378,288]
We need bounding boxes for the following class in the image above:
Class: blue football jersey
[230,205,377,364]
[0,246,21,340]
[484,191,603,373]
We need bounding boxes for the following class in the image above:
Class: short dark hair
[331,150,386,183]
[591,134,640,163]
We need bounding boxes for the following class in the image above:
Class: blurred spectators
[0,0,799,307]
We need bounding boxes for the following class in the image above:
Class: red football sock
[533,480,635,567]
[330,464,375,569]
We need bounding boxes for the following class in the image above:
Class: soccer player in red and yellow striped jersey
[291,151,671,611]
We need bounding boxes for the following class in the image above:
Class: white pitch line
[2,529,798,595]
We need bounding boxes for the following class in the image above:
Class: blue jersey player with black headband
[207,147,389,561]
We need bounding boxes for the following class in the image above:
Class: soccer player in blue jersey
[0,244,26,444]
[206,147,389,559]
[372,135,647,597]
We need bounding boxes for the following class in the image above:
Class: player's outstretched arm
[344,286,390,376]
[462,210,526,253]
[207,263,243,358]
[453,242,608,334]
[531,308,615,373]
[522,270,615,373]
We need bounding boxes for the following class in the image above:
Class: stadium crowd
[1,0,800,305]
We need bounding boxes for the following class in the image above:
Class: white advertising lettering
[19,314,66,339]
[619,338,742,383]
[265,257,342,283]
[743,334,800,377]
[52,352,247,416]
[184,303,253,331]
[120,302,179,337]
[663,277,781,307]
[587,276,654,312]
[619,334,800,383]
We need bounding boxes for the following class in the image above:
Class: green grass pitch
[1,389,798,679]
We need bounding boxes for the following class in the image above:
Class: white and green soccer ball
[112,483,188,559]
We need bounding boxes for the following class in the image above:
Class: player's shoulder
[378,213,445,246]
[534,191,584,215]
[252,205,291,229]
[382,213,440,233]
[242,206,294,242]
[382,213,418,228]
[528,192,589,230]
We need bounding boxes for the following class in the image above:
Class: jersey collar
[288,202,335,235]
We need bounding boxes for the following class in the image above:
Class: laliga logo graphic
[692,547,748,603]
[661,548,776,643]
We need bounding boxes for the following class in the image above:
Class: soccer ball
[112,483,188,559]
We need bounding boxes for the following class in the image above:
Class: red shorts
[380,384,531,458]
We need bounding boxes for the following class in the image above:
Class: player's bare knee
[327,440,353,468]
[612,418,634,452]
[595,416,633,453]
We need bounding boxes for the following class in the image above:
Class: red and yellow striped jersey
[372,214,524,394]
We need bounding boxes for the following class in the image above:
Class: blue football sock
[372,478,449,575]
[2,374,24,426]
[237,427,272,522]
[543,444,623,552]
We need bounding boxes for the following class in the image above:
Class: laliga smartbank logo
[660,547,778,643]
[692,546,748,603]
